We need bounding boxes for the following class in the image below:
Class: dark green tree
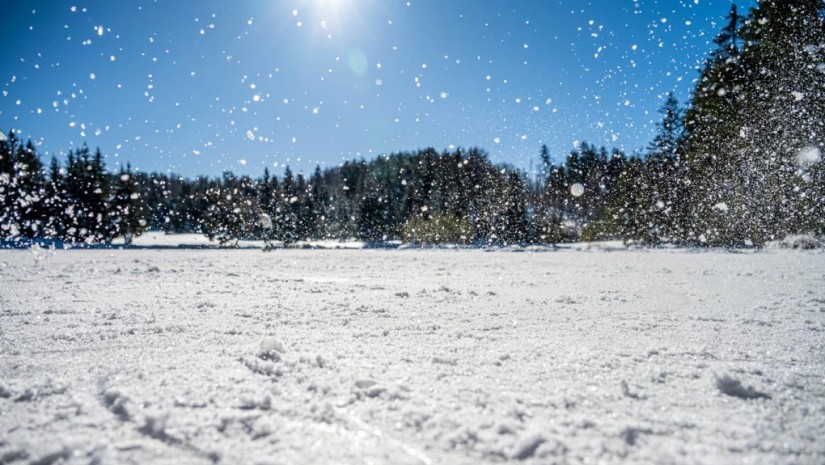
[43,157,68,238]
[201,172,256,245]
[0,134,48,239]
[683,0,825,245]
[110,164,146,244]
[62,145,112,242]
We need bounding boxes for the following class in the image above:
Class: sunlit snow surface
[1,248,824,464]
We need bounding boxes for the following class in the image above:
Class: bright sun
[312,0,354,18]
[302,0,364,39]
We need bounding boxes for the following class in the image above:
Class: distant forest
[1,0,823,247]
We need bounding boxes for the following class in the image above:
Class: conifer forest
[2,1,823,247]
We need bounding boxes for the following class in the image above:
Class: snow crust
[1,248,824,464]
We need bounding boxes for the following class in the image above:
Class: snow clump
[570,183,585,197]
[796,146,821,168]
[258,338,287,361]
[715,374,770,400]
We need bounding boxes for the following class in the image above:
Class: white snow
[258,213,273,229]
[0,248,823,464]
[111,232,264,248]
[570,182,585,197]
[796,146,821,168]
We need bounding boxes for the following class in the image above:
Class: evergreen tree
[278,166,299,243]
[110,164,146,244]
[649,93,683,163]
[43,157,68,238]
[309,165,329,239]
[609,157,655,244]
[683,0,825,245]
[0,130,20,238]
[201,172,256,245]
[0,132,48,239]
[641,93,687,244]
[500,170,529,244]
[357,193,389,242]
[62,145,112,242]
[15,141,47,237]
[714,4,743,59]
[539,144,552,187]
[256,167,279,244]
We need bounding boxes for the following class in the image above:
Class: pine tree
[110,164,146,244]
[643,93,687,243]
[736,0,825,240]
[201,172,256,245]
[609,157,652,244]
[649,93,683,163]
[257,167,279,244]
[309,165,329,239]
[43,157,67,238]
[714,4,743,59]
[683,0,825,245]
[500,170,529,244]
[62,145,112,242]
[0,133,48,239]
[539,144,552,187]
[0,130,19,238]
[357,193,388,242]
[278,166,299,243]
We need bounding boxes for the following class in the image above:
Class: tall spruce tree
[683,0,824,245]
[309,165,329,239]
[645,93,686,243]
[736,0,825,240]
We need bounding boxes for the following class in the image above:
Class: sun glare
[311,0,354,21]
[297,0,371,44]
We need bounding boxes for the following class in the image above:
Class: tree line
[1,0,823,247]
[0,139,144,244]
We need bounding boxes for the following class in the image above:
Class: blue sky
[1,0,754,177]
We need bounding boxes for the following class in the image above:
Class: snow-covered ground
[1,248,823,465]
[117,232,230,248]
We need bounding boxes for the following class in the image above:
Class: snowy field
[1,248,824,465]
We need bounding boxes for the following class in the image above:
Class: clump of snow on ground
[714,374,771,400]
